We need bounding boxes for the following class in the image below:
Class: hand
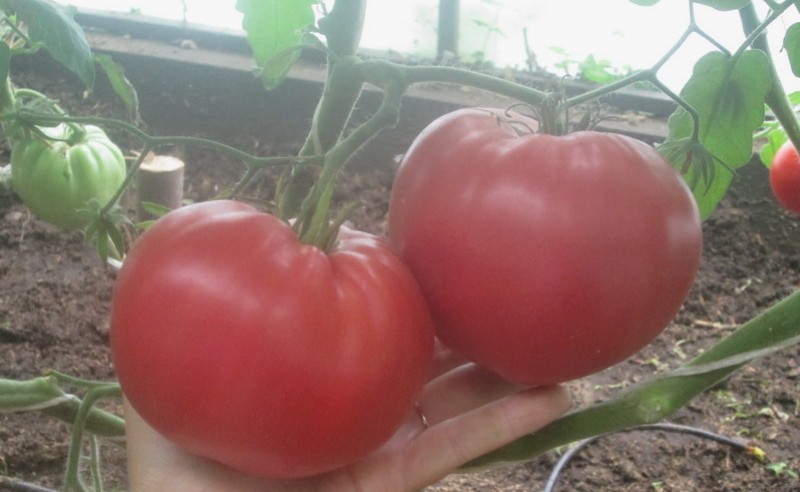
[125,343,571,492]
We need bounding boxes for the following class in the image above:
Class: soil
[1,53,799,492]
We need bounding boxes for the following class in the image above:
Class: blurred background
[54,0,800,92]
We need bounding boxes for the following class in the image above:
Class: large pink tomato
[111,200,434,478]
[389,108,702,386]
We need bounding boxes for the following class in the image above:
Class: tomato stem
[0,77,17,140]
[739,2,800,154]
[63,383,123,492]
[317,0,367,58]
[399,61,550,107]
[295,75,404,248]
[0,77,15,116]
[0,376,125,440]
[276,4,369,217]
[278,56,366,219]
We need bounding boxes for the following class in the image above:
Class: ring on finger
[414,404,429,429]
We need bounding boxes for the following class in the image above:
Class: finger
[417,362,525,425]
[429,339,467,379]
[125,399,184,484]
[404,385,571,490]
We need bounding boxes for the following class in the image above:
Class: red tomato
[770,140,800,213]
[111,200,434,479]
[388,108,702,386]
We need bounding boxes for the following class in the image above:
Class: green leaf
[628,0,661,5]
[93,54,141,123]
[694,0,752,11]
[665,50,771,218]
[464,289,800,471]
[3,0,95,88]
[236,0,317,90]
[783,23,800,77]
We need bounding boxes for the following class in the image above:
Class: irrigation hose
[543,422,764,492]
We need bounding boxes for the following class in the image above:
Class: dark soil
[1,53,799,492]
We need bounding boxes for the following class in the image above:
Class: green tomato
[11,124,126,229]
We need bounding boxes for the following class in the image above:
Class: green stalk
[296,78,404,247]
[463,289,800,471]
[287,9,368,216]
[0,376,125,441]
[63,383,123,492]
[299,56,365,157]
[317,0,367,58]
[283,56,364,219]
[398,62,549,107]
[739,2,800,153]
[0,76,16,139]
[283,1,368,219]
[0,76,15,114]
[40,392,125,441]
[14,110,300,214]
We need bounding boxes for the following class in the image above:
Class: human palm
[125,344,570,492]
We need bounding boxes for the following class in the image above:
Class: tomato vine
[1,0,800,489]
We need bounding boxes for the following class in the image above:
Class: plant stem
[15,111,271,167]
[295,76,404,246]
[63,384,122,492]
[0,76,17,139]
[0,377,125,441]
[280,54,364,219]
[462,288,800,471]
[398,62,549,106]
[645,74,702,142]
[300,56,365,157]
[12,110,303,212]
[564,70,654,110]
[317,0,367,58]
[0,77,16,114]
[739,2,800,153]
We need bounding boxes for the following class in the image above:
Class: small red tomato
[111,200,434,479]
[770,140,800,213]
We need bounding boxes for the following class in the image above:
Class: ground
[0,57,799,492]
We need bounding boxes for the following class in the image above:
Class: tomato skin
[389,108,702,386]
[770,140,800,213]
[110,200,434,479]
[10,125,126,229]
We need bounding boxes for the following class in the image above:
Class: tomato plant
[4,1,800,490]
[10,124,126,229]
[110,200,434,479]
[769,140,800,213]
[388,108,703,386]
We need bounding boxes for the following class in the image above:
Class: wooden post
[136,154,185,221]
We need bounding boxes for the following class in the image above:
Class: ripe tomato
[388,108,702,386]
[111,200,434,479]
[769,140,800,213]
[10,124,126,229]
